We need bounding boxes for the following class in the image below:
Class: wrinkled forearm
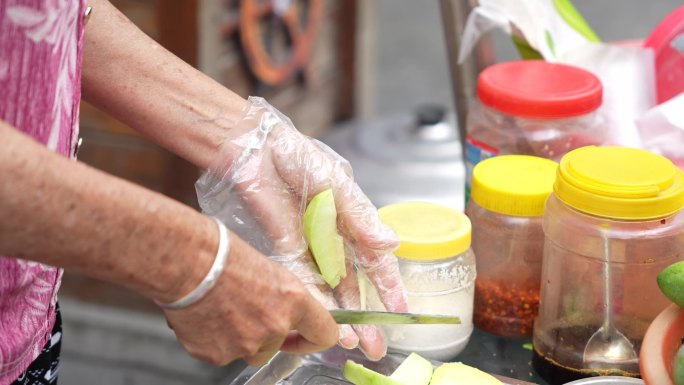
[81,0,248,169]
[0,123,215,303]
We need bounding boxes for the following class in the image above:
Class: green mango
[657,261,684,307]
[675,343,684,385]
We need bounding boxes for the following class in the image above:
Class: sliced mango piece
[428,362,503,385]
[302,188,346,288]
[390,353,433,385]
[343,360,405,385]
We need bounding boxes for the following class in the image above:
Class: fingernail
[338,325,359,349]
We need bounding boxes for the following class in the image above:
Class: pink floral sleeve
[0,0,86,383]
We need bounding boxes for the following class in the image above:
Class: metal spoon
[583,229,638,370]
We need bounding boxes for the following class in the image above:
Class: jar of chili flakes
[466,155,557,337]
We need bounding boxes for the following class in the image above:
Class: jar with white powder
[376,202,476,361]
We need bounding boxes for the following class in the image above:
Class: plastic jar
[466,155,558,338]
[465,60,603,201]
[375,202,476,361]
[532,146,684,384]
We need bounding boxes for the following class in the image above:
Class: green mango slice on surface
[343,360,406,385]
[302,188,346,288]
[428,362,503,385]
[657,261,684,307]
[343,356,500,385]
[389,353,433,385]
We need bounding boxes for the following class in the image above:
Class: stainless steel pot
[321,104,465,211]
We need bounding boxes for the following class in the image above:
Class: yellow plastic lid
[378,202,471,260]
[471,155,558,217]
[555,146,684,220]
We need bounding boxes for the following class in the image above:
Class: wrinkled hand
[196,97,408,360]
[164,235,339,367]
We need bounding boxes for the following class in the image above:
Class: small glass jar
[533,146,684,384]
[465,60,604,201]
[466,155,558,338]
[375,202,476,361]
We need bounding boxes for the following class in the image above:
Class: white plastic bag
[636,93,684,170]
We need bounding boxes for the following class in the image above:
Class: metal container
[321,104,466,211]
[228,346,538,385]
[563,377,644,385]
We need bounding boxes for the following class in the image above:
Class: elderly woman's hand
[163,234,339,367]
[196,97,408,360]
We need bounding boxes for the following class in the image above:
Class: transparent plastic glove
[196,97,408,360]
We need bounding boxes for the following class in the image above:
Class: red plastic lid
[477,60,603,119]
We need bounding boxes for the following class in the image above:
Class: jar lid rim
[477,60,603,118]
[378,202,471,260]
[554,146,684,219]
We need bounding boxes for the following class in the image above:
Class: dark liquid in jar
[532,326,640,385]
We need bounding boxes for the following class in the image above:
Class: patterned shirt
[0,0,86,383]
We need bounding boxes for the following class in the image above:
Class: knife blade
[330,310,461,325]
[242,351,302,385]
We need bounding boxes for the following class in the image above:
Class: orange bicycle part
[238,0,324,86]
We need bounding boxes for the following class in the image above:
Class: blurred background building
[60,1,682,384]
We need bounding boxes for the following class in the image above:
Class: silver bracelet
[155,217,230,310]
